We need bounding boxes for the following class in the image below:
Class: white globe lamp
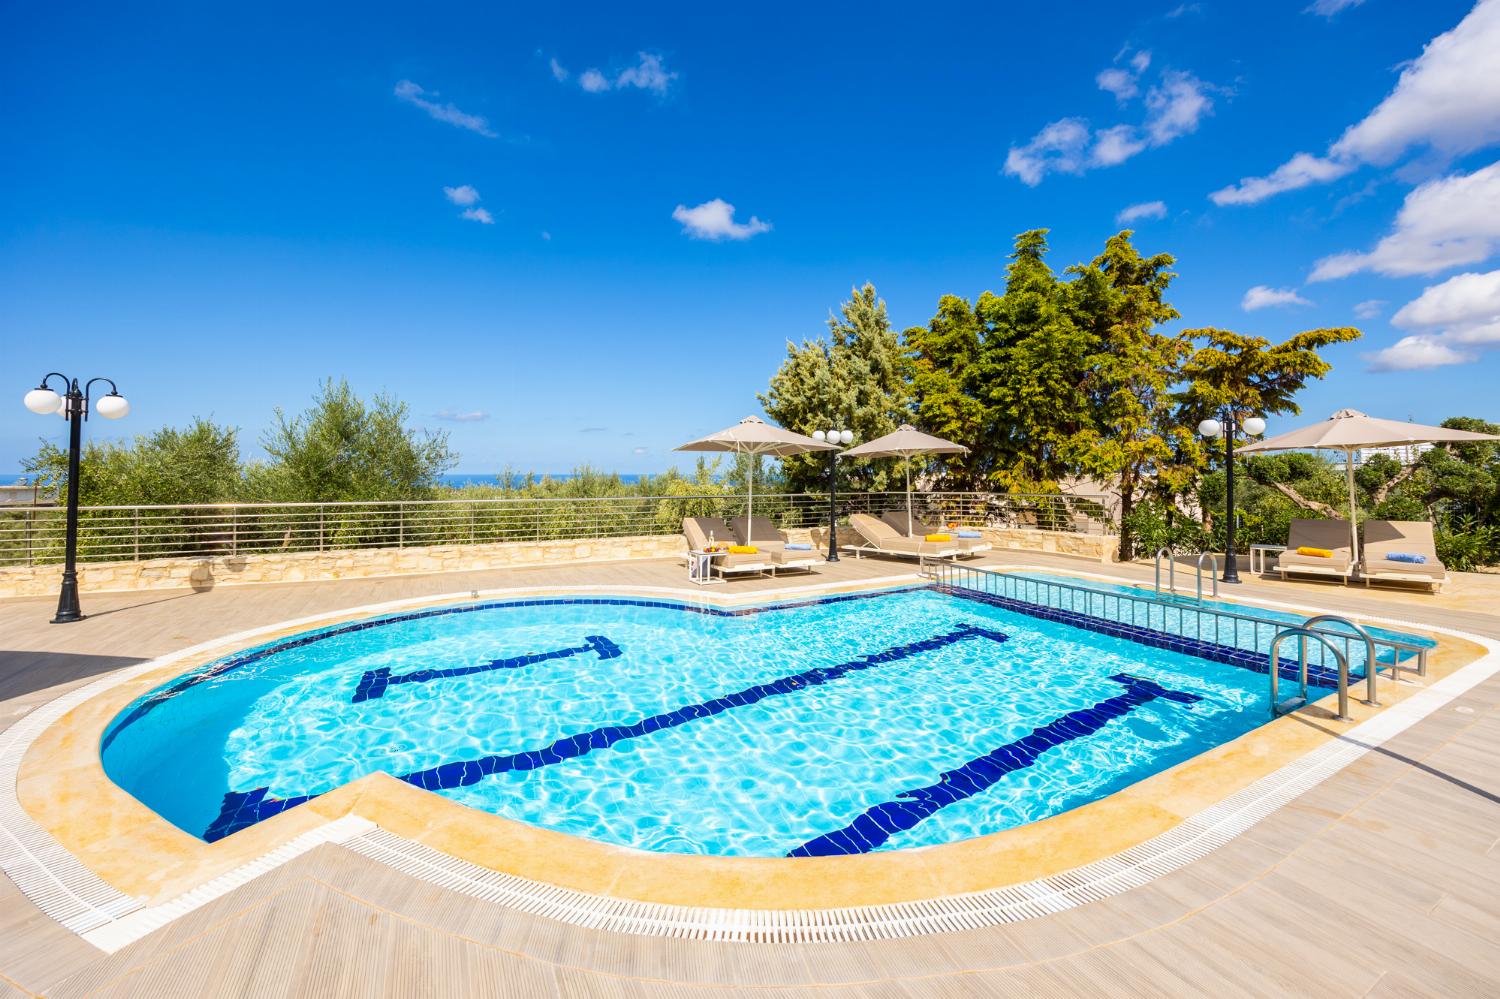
[1197,418,1222,440]
[812,430,827,443]
[95,393,130,420]
[24,387,61,415]
[839,429,854,445]
[1242,416,1266,437]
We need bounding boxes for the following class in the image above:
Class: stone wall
[0,534,691,599]
[0,524,1116,599]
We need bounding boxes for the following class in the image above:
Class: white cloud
[443,185,481,207]
[671,199,771,240]
[1090,125,1147,166]
[1210,1,1500,205]
[1365,335,1473,371]
[1004,68,1214,185]
[1004,118,1090,185]
[1367,268,1500,370]
[394,80,496,138]
[632,446,649,455]
[565,52,676,96]
[1117,200,1168,224]
[615,53,674,94]
[1096,68,1139,102]
[1130,50,1152,73]
[1167,3,1201,16]
[1144,71,1214,145]
[1354,299,1387,319]
[433,410,490,422]
[460,207,494,224]
[1210,153,1354,205]
[1306,0,1365,16]
[549,58,568,82]
[1242,285,1313,311]
[1310,161,1500,279]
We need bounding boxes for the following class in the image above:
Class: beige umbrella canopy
[842,424,970,535]
[674,416,836,542]
[1236,408,1500,564]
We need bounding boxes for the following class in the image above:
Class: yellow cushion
[925,533,953,542]
[1296,546,1333,558]
[727,545,757,554]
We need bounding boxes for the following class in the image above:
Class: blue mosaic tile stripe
[352,634,623,702]
[934,584,1360,688]
[202,622,1011,842]
[787,673,1202,857]
[103,588,922,751]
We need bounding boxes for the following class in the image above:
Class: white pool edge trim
[1,574,1494,949]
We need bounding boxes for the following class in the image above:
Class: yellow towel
[1296,546,1333,558]
[925,533,952,542]
[728,544,757,554]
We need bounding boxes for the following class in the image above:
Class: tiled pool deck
[2,552,1498,997]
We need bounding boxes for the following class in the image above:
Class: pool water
[103,586,1353,857]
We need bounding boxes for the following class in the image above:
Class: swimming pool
[101,585,1364,858]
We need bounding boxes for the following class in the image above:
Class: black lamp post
[1198,410,1265,585]
[23,373,130,623]
[812,427,853,562]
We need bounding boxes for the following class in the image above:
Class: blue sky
[4,0,1498,475]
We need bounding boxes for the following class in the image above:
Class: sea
[2,472,649,487]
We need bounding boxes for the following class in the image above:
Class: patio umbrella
[841,424,969,535]
[1236,408,1499,565]
[674,416,836,542]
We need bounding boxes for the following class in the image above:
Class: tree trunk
[1269,482,1340,518]
[1371,462,1420,506]
[1117,479,1135,562]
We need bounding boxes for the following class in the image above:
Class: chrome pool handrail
[1269,627,1351,721]
[926,560,1429,680]
[1300,614,1381,706]
[1195,552,1219,603]
[1153,548,1174,597]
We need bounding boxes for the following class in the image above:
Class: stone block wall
[0,524,1114,599]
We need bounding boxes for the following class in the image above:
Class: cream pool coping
[4,568,1496,949]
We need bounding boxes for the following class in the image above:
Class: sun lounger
[1275,518,1355,583]
[1360,520,1448,593]
[727,515,822,574]
[878,510,991,557]
[681,517,815,578]
[843,513,966,561]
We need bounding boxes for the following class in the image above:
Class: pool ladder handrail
[1268,627,1353,721]
[1300,613,1382,707]
[1195,552,1219,603]
[1153,548,1174,597]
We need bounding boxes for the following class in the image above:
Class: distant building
[0,482,57,506]
[1332,443,1434,471]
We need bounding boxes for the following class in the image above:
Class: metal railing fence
[924,559,1429,677]
[0,491,1113,569]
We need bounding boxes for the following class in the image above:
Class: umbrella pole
[748,451,755,543]
[905,456,913,536]
[1346,447,1360,571]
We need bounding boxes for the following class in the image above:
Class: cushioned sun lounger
[1275,518,1355,583]
[728,515,822,573]
[878,510,991,557]
[843,513,965,561]
[682,517,815,578]
[1360,520,1447,593]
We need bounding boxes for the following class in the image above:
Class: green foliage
[1065,232,1194,560]
[1434,517,1500,573]
[760,283,910,492]
[21,418,243,506]
[1122,500,1210,556]
[1180,326,1362,425]
[245,379,457,502]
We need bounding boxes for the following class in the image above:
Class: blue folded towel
[957,530,982,539]
[1385,552,1427,564]
[784,542,813,550]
